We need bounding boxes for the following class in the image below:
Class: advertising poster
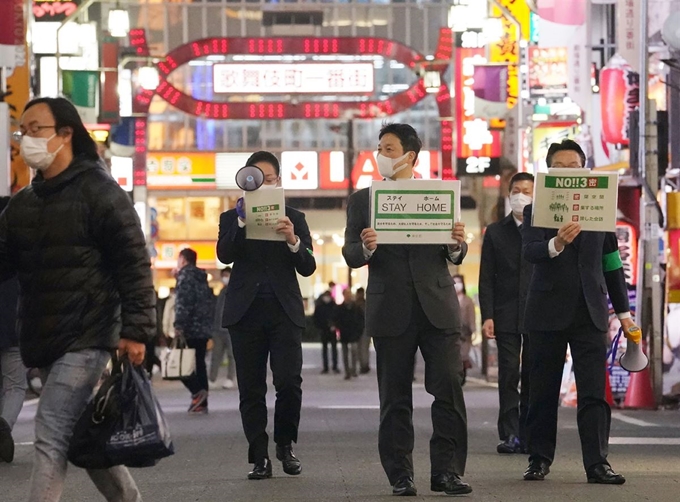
[370,180,461,245]
[244,188,285,241]
[532,169,619,232]
[528,47,568,99]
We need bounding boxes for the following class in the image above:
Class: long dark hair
[24,97,99,161]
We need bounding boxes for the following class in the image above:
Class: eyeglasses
[264,175,280,184]
[12,125,56,143]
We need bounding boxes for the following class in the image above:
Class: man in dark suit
[343,123,472,497]
[217,151,316,480]
[521,139,640,485]
[479,172,534,454]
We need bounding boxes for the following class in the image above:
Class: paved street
[1,344,679,501]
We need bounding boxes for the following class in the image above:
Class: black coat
[478,214,532,334]
[521,204,629,332]
[216,206,316,328]
[335,302,363,343]
[0,277,19,351]
[0,156,156,368]
[174,265,214,339]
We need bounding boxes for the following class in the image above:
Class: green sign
[544,176,609,189]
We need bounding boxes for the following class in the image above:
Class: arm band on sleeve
[602,250,623,272]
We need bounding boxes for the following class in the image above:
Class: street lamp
[137,66,159,91]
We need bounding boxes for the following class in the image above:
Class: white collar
[513,215,523,227]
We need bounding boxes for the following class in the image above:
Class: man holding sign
[521,140,640,485]
[343,124,471,496]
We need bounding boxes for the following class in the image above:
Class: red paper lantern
[600,54,640,145]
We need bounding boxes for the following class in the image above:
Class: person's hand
[361,228,378,251]
[276,217,297,245]
[621,317,642,344]
[555,222,582,251]
[482,319,495,339]
[236,197,246,222]
[118,338,146,366]
[450,222,465,251]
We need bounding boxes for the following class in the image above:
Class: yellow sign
[146,152,216,189]
[490,0,531,111]
[7,57,31,193]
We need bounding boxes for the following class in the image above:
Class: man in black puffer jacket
[0,97,155,501]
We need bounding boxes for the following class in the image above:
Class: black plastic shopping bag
[68,356,174,469]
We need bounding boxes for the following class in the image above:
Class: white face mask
[20,133,63,171]
[509,193,533,216]
[258,182,278,190]
[377,153,410,179]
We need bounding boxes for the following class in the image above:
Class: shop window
[187,197,223,240]
[155,197,187,240]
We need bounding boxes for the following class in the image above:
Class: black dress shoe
[445,474,472,495]
[430,473,449,492]
[524,459,550,481]
[276,444,302,475]
[247,458,272,480]
[0,418,14,463]
[497,435,521,454]
[587,464,626,485]
[392,476,417,496]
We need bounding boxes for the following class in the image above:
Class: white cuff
[287,236,300,253]
[616,312,632,320]
[362,243,375,260]
[447,246,462,261]
[548,237,563,258]
[237,218,246,228]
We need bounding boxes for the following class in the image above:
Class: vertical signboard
[617,0,641,72]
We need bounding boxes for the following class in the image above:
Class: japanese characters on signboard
[455,30,502,177]
[532,124,578,171]
[213,63,374,94]
[532,169,619,232]
[528,47,569,99]
[33,0,80,22]
[147,152,217,189]
[616,0,640,72]
[370,180,461,245]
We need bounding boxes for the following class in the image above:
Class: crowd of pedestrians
[0,97,641,500]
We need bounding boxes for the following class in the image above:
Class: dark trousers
[320,329,338,371]
[181,338,208,396]
[495,331,531,444]
[229,297,303,463]
[526,316,610,471]
[373,298,468,485]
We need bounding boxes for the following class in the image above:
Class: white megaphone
[235,165,265,191]
[619,328,649,373]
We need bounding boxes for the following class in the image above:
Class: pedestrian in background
[453,274,475,384]
[313,290,340,374]
[343,123,472,496]
[210,267,236,390]
[0,197,27,464]
[355,287,370,374]
[217,150,316,480]
[0,97,155,501]
[335,289,363,380]
[174,247,214,414]
[479,172,534,455]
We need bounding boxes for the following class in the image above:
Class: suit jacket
[342,187,467,338]
[521,204,629,332]
[217,206,316,328]
[478,214,532,334]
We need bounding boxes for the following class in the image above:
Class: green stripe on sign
[602,250,623,272]
[544,176,609,189]
[191,177,216,183]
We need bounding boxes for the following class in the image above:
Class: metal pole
[0,68,10,196]
[635,0,648,327]
[346,117,355,289]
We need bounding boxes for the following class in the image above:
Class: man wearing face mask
[0,97,155,501]
[210,267,237,390]
[479,172,535,455]
[217,151,316,480]
[343,123,472,497]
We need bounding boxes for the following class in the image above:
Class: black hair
[179,248,197,266]
[509,172,535,191]
[245,151,280,176]
[23,97,99,161]
[356,287,365,293]
[452,274,466,295]
[221,267,232,275]
[379,123,422,161]
[0,196,9,214]
[546,139,586,168]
